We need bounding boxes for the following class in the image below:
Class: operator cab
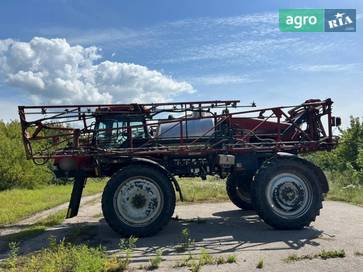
[93,105,149,148]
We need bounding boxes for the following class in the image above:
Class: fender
[66,157,184,219]
[304,160,329,194]
[275,153,329,193]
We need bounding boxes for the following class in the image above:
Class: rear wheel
[251,157,323,229]
[102,165,175,237]
[226,173,253,210]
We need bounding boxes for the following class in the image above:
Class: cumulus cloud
[0,37,194,104]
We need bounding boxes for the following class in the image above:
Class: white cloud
[290,63,360,73]
[189,74,262,86]
[0,37,194,104]
[38,12,340,68]
[8,71,45,90]
[165,12,277,29]
[161,38,300,64]
[41,13,278,47]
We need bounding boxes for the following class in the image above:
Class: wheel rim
[265,173,312,219]
[113,177,164,226]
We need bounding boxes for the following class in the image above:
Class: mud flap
[66,176,87,218]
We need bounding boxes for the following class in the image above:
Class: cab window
[95,119,127,147]
[95,119,146,147]
[130,121,145,138]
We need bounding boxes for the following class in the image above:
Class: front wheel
[251,157,323,230]
[102,165,176,237]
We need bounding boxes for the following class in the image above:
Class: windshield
[94,119,145,148]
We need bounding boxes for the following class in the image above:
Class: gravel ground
[1,199,362,271]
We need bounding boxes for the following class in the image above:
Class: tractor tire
[102,165,176,237]
[226,173,253,210]
[251,157,323,230]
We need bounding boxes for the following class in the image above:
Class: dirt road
[1,199,363,271]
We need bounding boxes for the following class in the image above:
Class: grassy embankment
[0,180,106,226]
[325,172,363,206]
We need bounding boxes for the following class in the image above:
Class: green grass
[34,209,68,227]
[319,249,346,260]
[256,258,264,269]
[4,226,47,244]
[0,207,67,246]
[226,255,237,263]
[174,247,237,270]
[284,253,313,263]
[327,181,363,206]
[175,228,195,253]
[0,180,105,225]
[3,209,68,244]
[284,249,346,263]
[177,177,227,202]
[64,225,99,245]
[1,240,108,272]
[1,236,143,272]
[147,250,163,270]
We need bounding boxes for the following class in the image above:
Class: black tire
[226,173,254,210]
[102,165,176,237]
[251,157,323,230]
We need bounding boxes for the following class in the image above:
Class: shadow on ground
[0,208,323,261]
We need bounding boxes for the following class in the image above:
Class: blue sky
[0,0,362,127]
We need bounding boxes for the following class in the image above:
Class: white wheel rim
[265,173,312,219]
[113,177,163,226]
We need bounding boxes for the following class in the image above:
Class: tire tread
[251,156,323,230]
[102,165,175,237]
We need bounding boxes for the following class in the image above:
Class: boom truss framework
[18,99,338,163]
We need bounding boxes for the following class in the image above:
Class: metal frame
[18,99,338,164]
